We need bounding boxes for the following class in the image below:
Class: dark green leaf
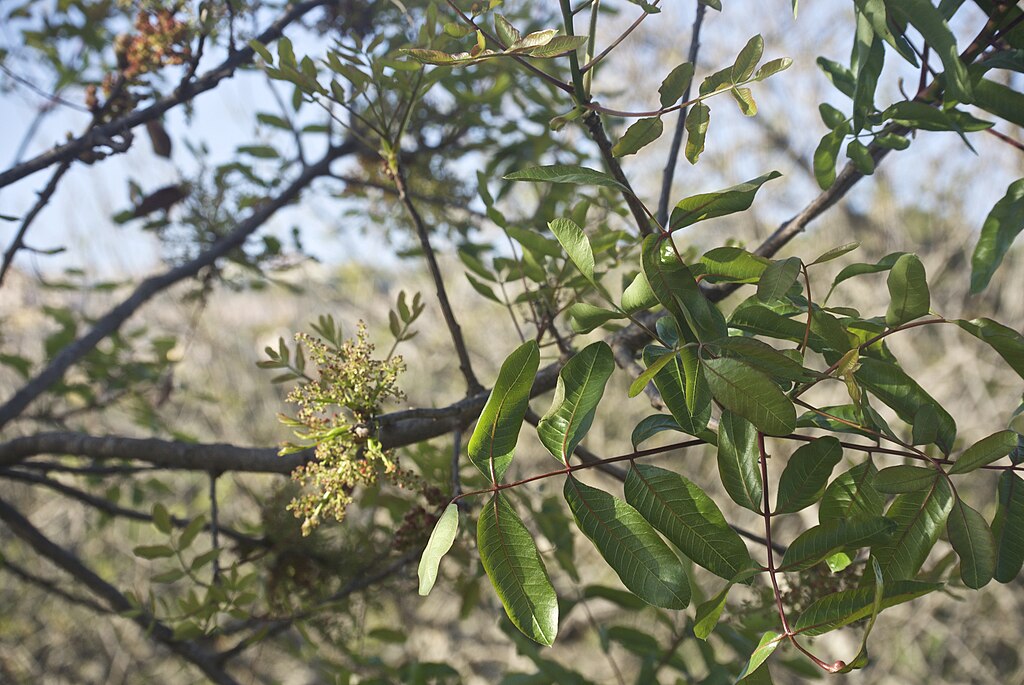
[133,544,175,559]
[670,171,782,231]
[950,430,1018,475]
[873,476,953,581]
[827,252,905,300]
[969,178,1024,293]
[548,218,595,283]
[874,465,940,494]
[912,404,940,446]
[820,460,884,523]
[179,516,205,549]
[568,303,625,334]
[854,358,957,454]
[699,246,769,283]
[813,129,845,190]
[468,340,540,482]
[505,226,562,259]
[886,0,973,103]
[817,57,856,98]
[641,235,728,342]
[539,342,614,465]
[152,503,172,535]
[780,517,896,571]
[703,357,796,436]
[972,76,1024,128]
[715,337,817,382]
[505,165,629,193]
[947,497,995,588]
[625,464,754,579]
[992,471,1024,583]
[717,410,763,513]
[954,318,1024,380]
[564,477,690,609]
[757,257,802,303]
[885,254,930,327]
[809,241,859,266]
[630,414,683,449]
[775,437,843,514]
[612,117,664,157]
[684,103,710,164]
[643,345,712,436]
[794,580,941,636]
[419,503,459,596]
[478,493,559,646]
[659,62,695,107]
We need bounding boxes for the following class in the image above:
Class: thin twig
[0,160,72,286]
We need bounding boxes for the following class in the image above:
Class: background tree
[1,1,1024,683]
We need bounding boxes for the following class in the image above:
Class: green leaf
[912,404,940,446]
[885,254,930,327]
[846,139,876,174]
[826,251,905,300]
[886,0,973,103]
[717,410,763,513]
[612,117,664,157]
[699,246,769,283]
[624,464,754,579]
[969,178,1024,293]
[954,318,1024,380]
[641,235,728,342]
[548,218,595,283]
[730,86,758,116]
[947,497,995,589]
[179,516,205,549]
[152,503,172,535]
[478,493,559,646]
[643,345,712,436]
[873,476,954,581]
[630,414,683,449]
[694,583,731,640]
[813,129,844,190]
[715,337,817,382]
[757,256,802,303]
[820,460,884,524]
[538,342,614,465]
[505,226,562,259]
[780,517,896,571]
[775,437,843,514]
[468,340,540,482]
[754,57,793,81]
[494,14,521,47]
[992,471,1024,583]
[703,357,796,436]
[874,465,940,494]
[740,631,783,680]
[564,477,690,609]
[504,165,629,193]
[133,544,175,559]
[628,348,679,398]
[670,171,782,231]
[684,103,710,164]
[793,580,941,636]
[732,35,764,81]
[621,271,658,313]
[950,430,1018,475]
[418,504,459,596]
[972,76,1024,129]
[817,57,856,98]
[855,0,918,64]
[659,62,695,107]
[568,303,625,334]
[809,241,859,266]
[854,358,957,454]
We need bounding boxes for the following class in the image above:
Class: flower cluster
[279,323,406,535]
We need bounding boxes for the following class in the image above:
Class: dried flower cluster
[279,323,407,535]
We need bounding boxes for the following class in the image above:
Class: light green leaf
[954,318,1024,380]
[992,471,1024,583]
[757,257,802,303]
[468,340,540,482]
[418,504,459,596]
[612,117,664,157]
[548,218,595,283]
[717,410,763,513]
[505,226,562,259]
[809,241,859,266]
[478,493,559,645]
[505,165,629,193]
[775,437,843,514]
[538,342,614,464]
[621,271,658,313]
[699,246,769,283]
[494,14,521,47]
[625,464,754,579]
[873,476,954,581]
[568,302,625,334]
[694,583,731,640]
[628,348,679,398]
[732,35,764,81]
[754,57,793,81]
[516,34,588,58]
[659,62,695,107]
[813,129,845,190]
[133,544,175,559]
[684,102,710,164]
[794,580,941,636]
[730,87,758,116]
[854,358,957,454]
[740,631,783,680]
[885,254,930,327]
[969,179,1024,293]
[820,460,884,524]
[703,357,796,436]
[827,251,905,300]
[780,517,896,571]
[947,497,995,588]
[643,345,712,437]
[874,465,940,494]
[950,430,1018,475]
[670,171,782,231]
[564,477,690,609]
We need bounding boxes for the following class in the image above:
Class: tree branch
[0,160,72,285]
[0,496,243,685]
[0,142,355,430]
[0,0,332,190]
